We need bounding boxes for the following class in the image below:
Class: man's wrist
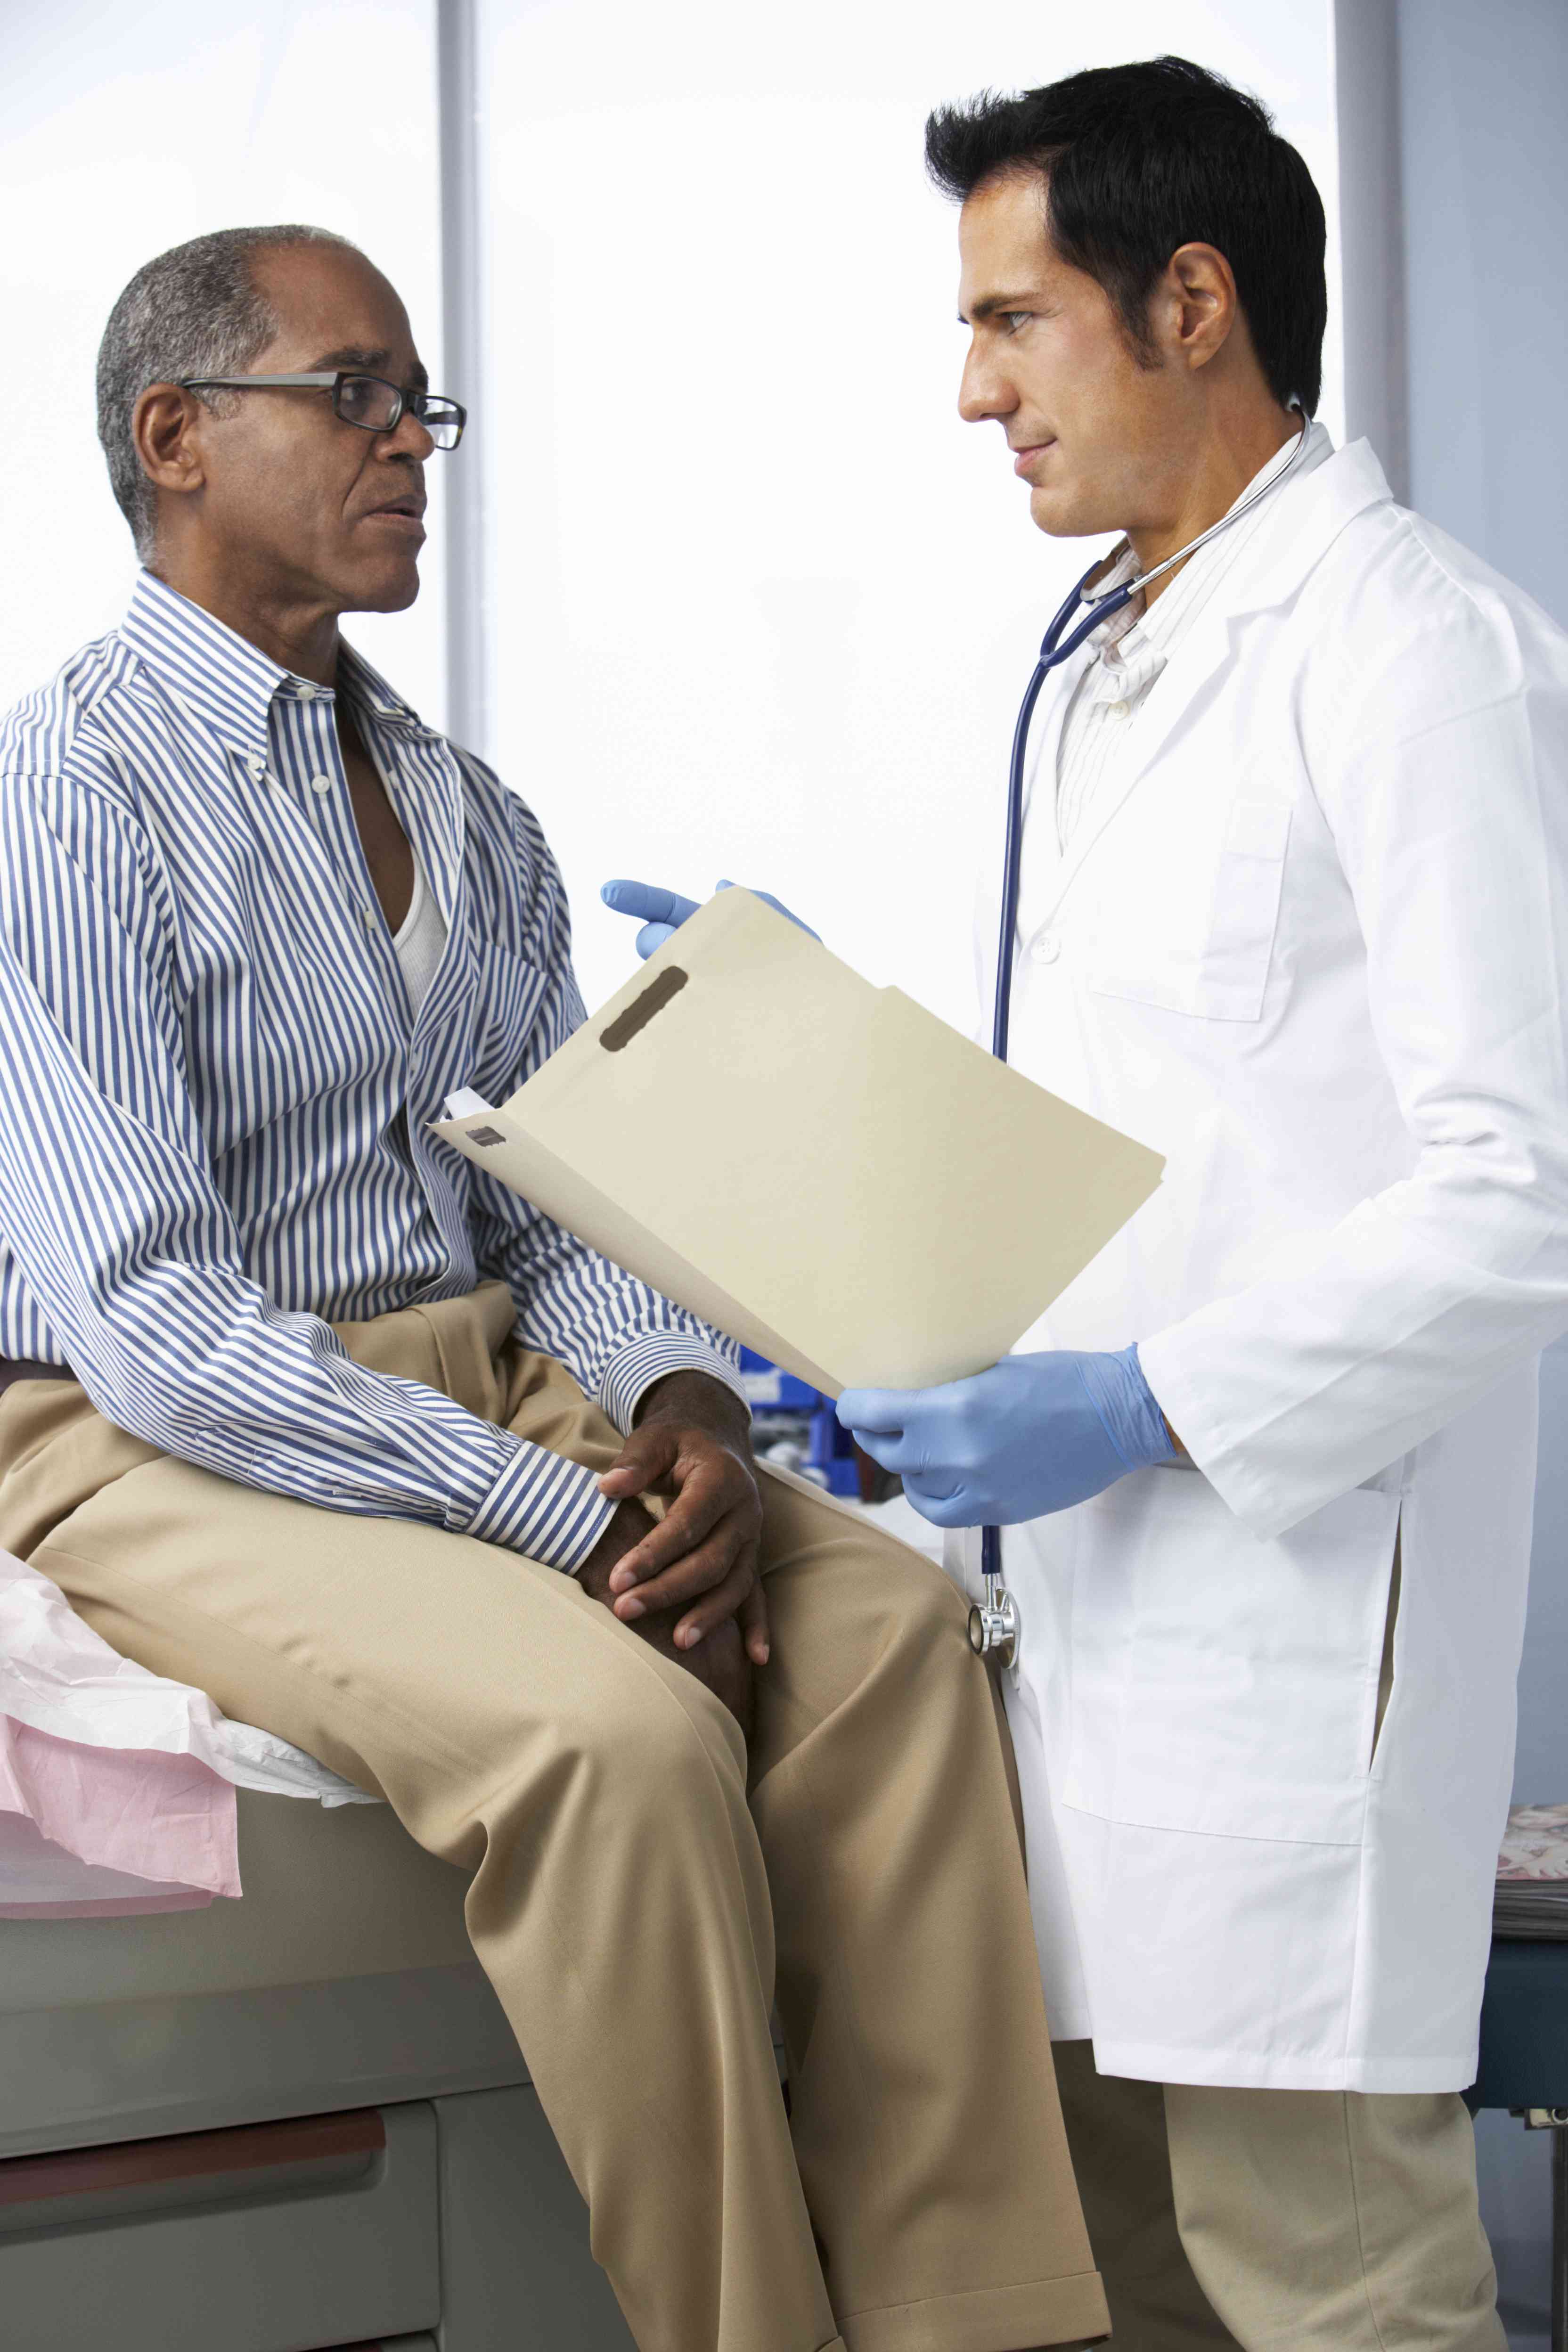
[600,1336,750,1437]
[635,1368,754,1452]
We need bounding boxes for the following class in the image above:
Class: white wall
[474,0,1342,1021]
[0,0,448,727]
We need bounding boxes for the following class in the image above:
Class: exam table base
[0,1793,637,2350]
[0,2085,634,2352]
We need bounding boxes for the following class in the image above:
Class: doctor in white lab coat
[608,56,1567,2352]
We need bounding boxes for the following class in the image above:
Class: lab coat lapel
[1036,440,1395,926]
[1041,604,1235,920]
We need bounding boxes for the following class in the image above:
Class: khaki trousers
[0,1282,1107,2352]
[1053,2042,1505,2350]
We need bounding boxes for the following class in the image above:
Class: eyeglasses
[178,371,466,449]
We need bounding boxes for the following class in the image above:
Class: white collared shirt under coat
[953,437,1568,2093]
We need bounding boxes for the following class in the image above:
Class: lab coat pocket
[1062,1469,1399,1846]
[1087,797,1291,1023]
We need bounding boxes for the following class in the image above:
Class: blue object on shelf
[737,1346,824,1415]
[740,1347,861,1498]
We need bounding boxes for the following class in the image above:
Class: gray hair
[96,224,361,561]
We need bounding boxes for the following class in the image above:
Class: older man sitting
[0,226,1105,2352]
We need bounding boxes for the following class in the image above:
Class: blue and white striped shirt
[0,571,743,1570]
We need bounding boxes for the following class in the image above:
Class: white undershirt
[1054,420,1335,850]
[392,849,449,1016]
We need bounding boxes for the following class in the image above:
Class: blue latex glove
[601,877,818,961]
[838,1345,1176,1528]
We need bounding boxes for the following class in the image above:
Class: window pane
[478,0,1340,1023]
[0,2,447,727]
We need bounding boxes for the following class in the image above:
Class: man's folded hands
[578,1370,766,1734]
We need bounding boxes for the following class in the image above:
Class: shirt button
[1031,931,1062,965]
[1110,700,1131,719]
[360,904,377,930]
[310,773,333,795]
[298,683,318,700]
[245,753,265,779]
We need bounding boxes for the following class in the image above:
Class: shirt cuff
[598,1332,750,1437]
[457,1433,615,1573]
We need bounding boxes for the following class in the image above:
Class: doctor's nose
[957,348,1016,427]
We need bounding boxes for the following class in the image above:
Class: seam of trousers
[768,1710,897,2240]
[835,2263,1107,2328]
[1339,2096,1393,2352]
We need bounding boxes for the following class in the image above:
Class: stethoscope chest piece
[968,1564,1020,1669]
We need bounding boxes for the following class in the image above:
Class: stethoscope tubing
[990,572,1133,1062]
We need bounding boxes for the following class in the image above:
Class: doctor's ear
[1157,242,1239,377]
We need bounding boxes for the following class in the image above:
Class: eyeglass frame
[176,370,466,448]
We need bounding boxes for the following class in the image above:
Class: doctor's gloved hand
[601,877,819,961]
[837,1346,1177,1529]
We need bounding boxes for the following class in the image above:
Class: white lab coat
[952,440,1568,2092]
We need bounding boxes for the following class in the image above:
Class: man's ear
[131,383,210,509]
[1160,242,1239,377]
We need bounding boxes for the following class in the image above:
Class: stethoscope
[966,411,1313,1668]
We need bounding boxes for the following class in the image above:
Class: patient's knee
[539,1681,739,1844]
[866,1535,971,1647]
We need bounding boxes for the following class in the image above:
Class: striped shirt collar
[120,568,426,763]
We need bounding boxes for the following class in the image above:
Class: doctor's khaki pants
[1052,2043,1506,2351]
[0,1282,1108,2352]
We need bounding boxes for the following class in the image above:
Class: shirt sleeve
[466,787,747,1431]
[1137,559,1568,1538]
[0,771,613,1571]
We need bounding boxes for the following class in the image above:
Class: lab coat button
[1031,931,1062,965]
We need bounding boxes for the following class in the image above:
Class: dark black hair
[925,56,1326,416]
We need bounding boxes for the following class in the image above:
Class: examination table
[0,1788,638,2351]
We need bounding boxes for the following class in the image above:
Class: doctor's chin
[2,16,1566,2352]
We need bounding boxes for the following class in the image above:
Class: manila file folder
[432,890,1163,1396]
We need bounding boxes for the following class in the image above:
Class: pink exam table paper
[0,1549,373,1918]
[0,1717,238,1916]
